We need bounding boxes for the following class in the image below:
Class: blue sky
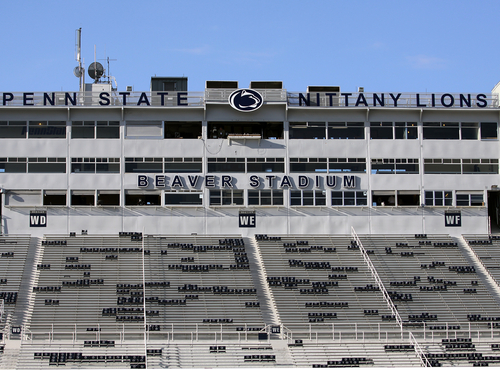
[1,0,499,93]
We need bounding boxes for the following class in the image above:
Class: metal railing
[205,88,287,102]
[351,227,430,366]
[22,321,500,343]
[409,331,431,367]
[351,227,403,328]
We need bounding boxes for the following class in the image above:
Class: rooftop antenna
[99,48,118,90]
[73,28,85,92]
[88,45,104,83]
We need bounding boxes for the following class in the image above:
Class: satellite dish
[73,66,83,78]
[88,62,104,80]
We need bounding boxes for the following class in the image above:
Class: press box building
[1,78,500,237]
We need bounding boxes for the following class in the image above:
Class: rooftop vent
[307,86,340,93]
[206,81,238,89]
[151,77,187,92]
[250,81,283,89]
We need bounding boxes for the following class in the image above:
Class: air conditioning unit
[250,81,283,89]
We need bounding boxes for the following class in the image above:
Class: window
[164,158,202,173]
[291,190,326,206]
[209,189,244,206]
[43,191,67,206]
[97,121,120,138]
[462,159,498,174]
[371,158,419,174]
[331,191,367,206]
[207,158,245,173]
[461,122,479,140]
[0,121,27,138]
[425,191,453,206]
[248,190,283,206]
[72,121,120,139]
[97,191,120,206]
[125,158,163,173]
[290,158,327,173]
[72,121,94,138]
[28,158,66,173]
[424,159,498,174]
[165,121,202,139]
[6,190,41,206]
[423,122,459,139]
[370,122,418,140]
[423,159,461,174]
[328,122,364,139]
[125,191,161,206]
[208,122,282,139]
[329,158,366,173]
[29,121,66,138]
[291,158,366,173]
[289,122,326,139]
[0,157,27,173]
[456,192,484,207]
[126,121,162,139]
[395,122,418,139]
[71,158,120,173]
[370,122,393,139]
[247,158,284,173]
[481,122,497,139]
[397,191,420,206]
[372,191,395,206]
[165,191,203,206]
[71,191,95,206]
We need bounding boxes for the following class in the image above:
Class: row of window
[7,189,484,207]
[1,157,498,174]
[0,121,497,140]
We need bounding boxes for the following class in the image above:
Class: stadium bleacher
[1,233,500,368]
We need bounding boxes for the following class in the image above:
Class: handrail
[21,321,500,343]
[350,227,402,327]
[351,227,430,367]
[461,235,500,288]
[409,331,431,367]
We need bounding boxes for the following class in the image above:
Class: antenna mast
[74,28,85,92]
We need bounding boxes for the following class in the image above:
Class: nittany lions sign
[228,89,264,112]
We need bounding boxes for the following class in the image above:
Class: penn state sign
[228,89,263,112]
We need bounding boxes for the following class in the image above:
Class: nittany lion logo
[228,89,263,112]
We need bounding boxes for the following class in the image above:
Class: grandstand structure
[2,72,500,367]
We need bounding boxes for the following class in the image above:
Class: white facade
[0,87,498,237]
